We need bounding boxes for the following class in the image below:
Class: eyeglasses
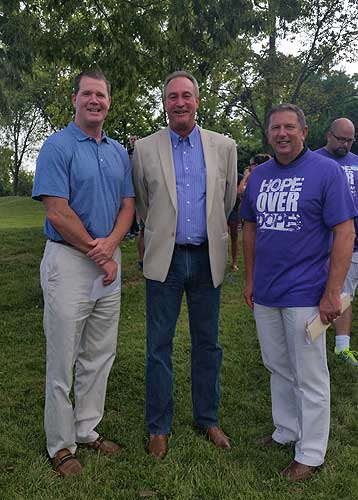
[331,132,355,144]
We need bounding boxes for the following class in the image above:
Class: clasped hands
[87,237,118,286]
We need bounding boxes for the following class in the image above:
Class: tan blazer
[132,126,237,288]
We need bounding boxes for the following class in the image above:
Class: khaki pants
[254,304,330,467]
[40,241,121,458]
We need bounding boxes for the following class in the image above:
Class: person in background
[237,154,271,234]
[128,135,138,158]
[128,135,145,268]
[238,154,271,197]
[315,118,358,366]
[227,153,271,273]
[227,176,241,272]
[127,135,140,238]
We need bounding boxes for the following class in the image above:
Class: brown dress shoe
[205,427,231,450]
[256,435,276,448]
[80,436,121,455]
[281,460,321,481]
[51,448,83,477]
[256,435,286,448]
[147,434,168,459]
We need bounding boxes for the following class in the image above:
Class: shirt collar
[274,144,308,166]
[68,121,109,143]
[169,124,198,149]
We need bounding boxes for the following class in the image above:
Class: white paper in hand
[90,274,120,301]
[304,293,351,344]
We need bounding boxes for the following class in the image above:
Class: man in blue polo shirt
[32,70,135,476]
[316,118,358,365]
[241,104,356,481]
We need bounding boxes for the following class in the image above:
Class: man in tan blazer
[132,70,237,458]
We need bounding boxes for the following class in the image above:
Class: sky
[333,61,358,76]
[279,38,358,76]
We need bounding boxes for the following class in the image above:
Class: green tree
[0,146,12,196]
[302,71,358,150]
[0,84,46,195]
[218,0,358,146]
[0,2,48,194]
[17,169,35,197]
[1,0,358,156]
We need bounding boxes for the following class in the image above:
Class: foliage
[0,0,358,167]
[1,198,358,499]
[218,0,358,146]
[0,166,35,198]
[0,146,12,196]
[17,169,35,196]
[303,71,358,150]
[0,88,45,195]
[0,3,48,195]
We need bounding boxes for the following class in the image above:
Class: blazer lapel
[200,127,217,218]
[158,128,177,212]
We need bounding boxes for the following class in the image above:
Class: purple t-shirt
[240,149,357,307]
[316,148,358,251]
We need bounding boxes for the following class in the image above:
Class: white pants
[254,304,330,467]
[342,251,358,299]
[40,241,121,458]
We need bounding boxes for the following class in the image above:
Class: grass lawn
[1,197,358,500]
[0,197,45,229]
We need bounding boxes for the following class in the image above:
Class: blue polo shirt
[32,122,134,240]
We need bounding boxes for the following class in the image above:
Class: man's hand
[87,237,117,265]
[319,219,354,324]
[244,282,254,309]
[100,259,118,286]
[319,291,342,325]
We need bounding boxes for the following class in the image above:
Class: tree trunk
[262,2,277,148]
[12,163,19,196]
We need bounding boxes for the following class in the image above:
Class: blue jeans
[145,244,222,434]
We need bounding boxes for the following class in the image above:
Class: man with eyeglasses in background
[316,118,358,366]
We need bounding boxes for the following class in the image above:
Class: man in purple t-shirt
[316,118,358,366]
[241,104,356,481]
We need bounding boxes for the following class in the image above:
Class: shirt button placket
[184,141,191,242]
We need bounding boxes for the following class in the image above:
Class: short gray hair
[265,103,306,131]
[162,70,200,101]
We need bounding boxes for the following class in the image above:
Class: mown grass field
[1,196,358,500]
